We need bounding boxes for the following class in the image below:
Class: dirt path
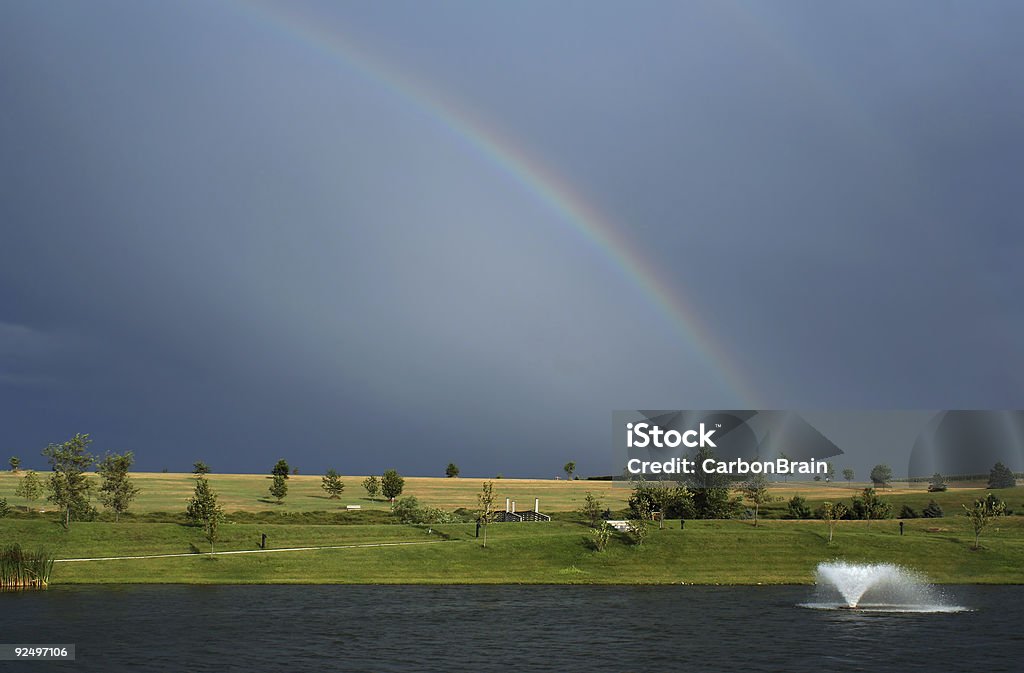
[54,539,449,562]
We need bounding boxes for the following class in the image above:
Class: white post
[535,498,539,513]
[511,501,516,513]
[505,498,510,513]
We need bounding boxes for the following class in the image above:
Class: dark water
[1,585,1021,672]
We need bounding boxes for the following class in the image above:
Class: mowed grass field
[2,516,1022,585]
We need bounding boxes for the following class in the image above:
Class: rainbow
[226,1,760,405]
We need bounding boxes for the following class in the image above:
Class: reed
[0,544,54,590]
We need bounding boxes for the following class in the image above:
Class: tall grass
[0,544,54,590]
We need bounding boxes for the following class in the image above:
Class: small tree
[269,473,288,504]
[96,451,141,522]
[186,476,224,552]
[987,462,1016,489]
[627,499,651,545]
[963,494,1006,549]
[787,495,811,519]
[591,521,612,551]
[15,470,43,507]
[821,501,848,543]
[477,481,496,547]
[445,463,460,478]
[0,498,9,517]
[842,468,854,484]
[43,433,95,529]
[898,504,918,519]
[825,462,835,482]
[321,469,344,498]
[870,464,892,488]
[192,461,210,476]
[740,474,775,527]
[362,475,380,501]
[9,456,20,472]
[563,461,576,480]
[851,487,892,519]
[928,473,948,492]
[922,500,944,518]
[580,491,604,527]
[381,470,405,504]
[272,459,290,480]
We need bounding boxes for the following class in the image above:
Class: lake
[1,585,1020,672]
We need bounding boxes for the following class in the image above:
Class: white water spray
[802,562,966,612]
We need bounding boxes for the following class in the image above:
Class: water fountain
[802,561,965,612]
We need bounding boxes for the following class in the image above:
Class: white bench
[346,505,361,510]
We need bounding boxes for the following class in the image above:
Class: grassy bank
[2,517,1022,585]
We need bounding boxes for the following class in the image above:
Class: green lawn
[2,516,1022,585]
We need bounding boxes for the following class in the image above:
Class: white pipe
[505,498,510,512]
[535,498,539,513]
[511,501,516,513]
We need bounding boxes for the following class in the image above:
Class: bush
[922,500,944,518]
[391,496,463,524]
[0,498,10,518]
[786,495,811,519]
[851,488,892,519]
[591,521,612,551]
[898,504,918,519]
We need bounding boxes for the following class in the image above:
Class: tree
[362,475,380,501]
[321,469,344,499]
[825,462,836,482]
[9,456,20,472]
[445,463,460,478]
[580,491,604,527]
[869,464,892,488]
[192,461,210,476]
[928,473,948,492]
[842,468,855,484]
[851,487,892,519]
[963,493,1006,549]
[627,498,651,546]
[43,433,95,529]
[15,470,43,506]
[186,477,224,552]
[686,446,743,519]
[269,473,288,504]
[740,474,775,527]
[96,451,140,522]
[381,470,405,504]
[272,459,290,480]
[821,501,848,543]
[898,504,918,519]
[563,462,576,480]
[477,481,496,547]
[988,462,1016,489]
[922,500,944,518]
[787,495,811,519]
[591,521,612,551]
[0,498,9,518]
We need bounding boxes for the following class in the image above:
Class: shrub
[922,500,944,518]
[786,495,811,519]
[0,498,10,518]
[591,521,612,551]
[898,504,918,519]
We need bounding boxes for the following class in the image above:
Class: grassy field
[0,472,632,514]
[2,472,1022,585]
[1,516,1021,585]
[3,471,1021,517]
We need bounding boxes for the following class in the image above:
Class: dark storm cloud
[1,1,1022,477]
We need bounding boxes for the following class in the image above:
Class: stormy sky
[2,1,1022,477]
